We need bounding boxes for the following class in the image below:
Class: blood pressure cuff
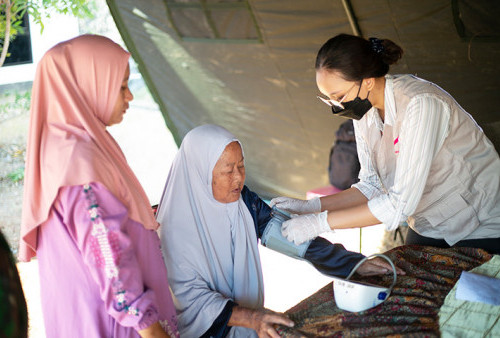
[261,207,311,258]
[262,207,366,278]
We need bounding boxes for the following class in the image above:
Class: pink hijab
[19,35,158,262]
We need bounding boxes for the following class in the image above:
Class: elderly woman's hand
[229,306,294,337]
[251,309,295,338]
[355,257,406,276]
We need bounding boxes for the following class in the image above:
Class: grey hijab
[157,124,263,337]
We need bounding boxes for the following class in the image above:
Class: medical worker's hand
[281,211,331,245]
[269,196,321,214]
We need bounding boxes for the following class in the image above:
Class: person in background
[18,35,178,337]
[272,33,500,254]
[156,124,400,338]
[328,119,360,191]
[0,230,28,338]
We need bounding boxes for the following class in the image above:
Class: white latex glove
[281,211,331,245]
[269,196,321,214]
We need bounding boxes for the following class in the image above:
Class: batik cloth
[277,245,492,337]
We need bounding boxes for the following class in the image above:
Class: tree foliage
[0,0,94,67]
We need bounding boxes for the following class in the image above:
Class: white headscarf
[157,124,264,337]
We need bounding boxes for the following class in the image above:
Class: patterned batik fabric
[277,245,492,337]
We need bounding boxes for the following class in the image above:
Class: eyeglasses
[317,83,357,112]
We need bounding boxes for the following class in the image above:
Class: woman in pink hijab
[19,35,178,338]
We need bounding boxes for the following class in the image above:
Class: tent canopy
[106,0,500,199]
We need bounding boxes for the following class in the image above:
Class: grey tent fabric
[106,0,500,199]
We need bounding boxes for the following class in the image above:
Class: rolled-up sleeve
[352,120,385,200]
[367,95,450,230]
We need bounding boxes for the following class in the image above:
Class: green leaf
[6,166,25,183]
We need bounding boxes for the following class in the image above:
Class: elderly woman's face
[212,141,245,203]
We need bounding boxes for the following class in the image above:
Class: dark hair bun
[316,34,404,80]
[380,39,404,65]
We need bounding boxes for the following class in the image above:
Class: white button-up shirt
[352,75,451,231]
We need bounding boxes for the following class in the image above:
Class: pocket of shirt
[422,192,480,245]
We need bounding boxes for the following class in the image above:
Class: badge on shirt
[394,136,400,154]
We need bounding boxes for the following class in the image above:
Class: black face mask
[331,85,372,120]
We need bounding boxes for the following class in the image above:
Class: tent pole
[341,0,362,37]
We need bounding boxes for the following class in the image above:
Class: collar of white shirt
[366,74,397,132]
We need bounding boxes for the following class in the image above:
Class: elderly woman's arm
[201,300,294,337]
[200,301,235,337]
[241,186,365,277]
[203,301,294,337]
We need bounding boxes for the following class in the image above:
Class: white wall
[0,13,80,85]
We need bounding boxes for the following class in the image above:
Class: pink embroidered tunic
[36,182,178,337]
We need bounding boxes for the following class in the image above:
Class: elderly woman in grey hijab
[157,124,397,337]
